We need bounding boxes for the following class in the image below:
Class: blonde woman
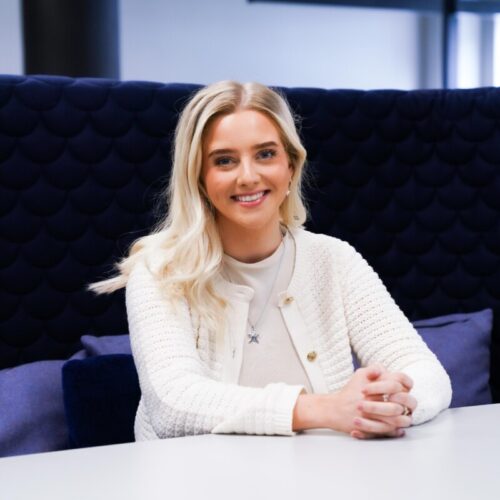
[92,81,451,440]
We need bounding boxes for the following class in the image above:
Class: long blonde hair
[90,80,308,335]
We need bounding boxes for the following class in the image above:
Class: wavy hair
[90,80,308,335]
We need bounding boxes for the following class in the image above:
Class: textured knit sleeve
[126,261,304,439]
[338,242,452,425]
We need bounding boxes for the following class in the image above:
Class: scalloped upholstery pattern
[1,76,500,401]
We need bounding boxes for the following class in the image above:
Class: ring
[401,405,411,416]
[382,394,389,403]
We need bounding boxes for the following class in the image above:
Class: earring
[286,189,290,197]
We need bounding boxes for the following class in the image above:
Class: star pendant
[248,327,260,344]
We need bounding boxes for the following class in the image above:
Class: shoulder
[126,252,173,303]
[290,227,356,259]
[127,257,157,288]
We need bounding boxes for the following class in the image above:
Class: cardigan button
[284,296,294,305]
[307,351,317,362]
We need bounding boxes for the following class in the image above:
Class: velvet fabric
[413,309,492,408]
[0,334,130,457]
[62,354,140,448]
[1,75,500,402]
[0,352,85,458]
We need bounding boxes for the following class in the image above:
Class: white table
[1,404,499,500]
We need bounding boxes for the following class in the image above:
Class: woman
[92,81,451,440]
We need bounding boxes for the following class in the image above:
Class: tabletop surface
[1,404,499,500]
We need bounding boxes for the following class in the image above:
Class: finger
[363,364,385,381]
[357,401,404,417]
[353,416,397,435]
[388,392,418,413]
[380,372,413,391]
[362,380,405,397]
[351,428,405,440]
[363,413,413,429]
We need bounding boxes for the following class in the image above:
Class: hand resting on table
[292,365,417,439]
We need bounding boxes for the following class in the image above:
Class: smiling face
[201,109,293,240]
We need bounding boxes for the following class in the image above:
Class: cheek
[276,168,292,188]
[204,171,228,201]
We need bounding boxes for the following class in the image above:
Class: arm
[338,242,452,425]
[126,261,304,438]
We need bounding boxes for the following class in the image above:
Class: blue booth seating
[1,75,499,455]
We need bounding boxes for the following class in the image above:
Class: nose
[237,157,260,186]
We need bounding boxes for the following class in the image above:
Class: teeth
[234,191,265,202]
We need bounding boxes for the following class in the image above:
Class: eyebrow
[208,141,279,158]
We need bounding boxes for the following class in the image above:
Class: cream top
[222,231,314,393]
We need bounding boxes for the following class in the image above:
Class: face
[201,109,293,236]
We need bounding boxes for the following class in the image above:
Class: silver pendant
[248,326,259,344]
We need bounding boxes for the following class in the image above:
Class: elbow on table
[404,361,453,426]
[135,395,215,440]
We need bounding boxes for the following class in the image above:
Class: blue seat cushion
[412,309,492,408]
[62,354,140,448]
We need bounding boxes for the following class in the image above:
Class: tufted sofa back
[1,75,500,401]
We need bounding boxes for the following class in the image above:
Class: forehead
[203,109,282,150]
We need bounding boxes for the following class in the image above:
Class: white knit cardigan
[126,228,452,440]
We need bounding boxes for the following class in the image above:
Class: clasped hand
[293,364,417,438]
[338,365,417,439]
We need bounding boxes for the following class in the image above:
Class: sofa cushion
[412,309,492,408]
[0,350,86,458]
[62,354,140,448]
[0,334,130,457]
[80,334,132,357]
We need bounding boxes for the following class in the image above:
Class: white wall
[3,0,499,90]
[0,0,426,89]
[120,0,420,90]
[494,14,500,86]
[457,13,481,88]
[0,0,22,75]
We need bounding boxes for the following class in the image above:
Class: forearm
[292,393,340,432]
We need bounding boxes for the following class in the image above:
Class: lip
[231,189,270,207]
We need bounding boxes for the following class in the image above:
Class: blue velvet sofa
[1,75,499,455]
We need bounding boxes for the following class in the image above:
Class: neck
[219,222,284,263]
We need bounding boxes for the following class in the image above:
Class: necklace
[224,229,287,345]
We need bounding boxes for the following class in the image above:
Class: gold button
[284,296,294,304]
[307,351,317,362]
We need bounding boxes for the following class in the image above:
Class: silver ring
[382,394,389,403]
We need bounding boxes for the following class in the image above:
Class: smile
[232,190,269,203]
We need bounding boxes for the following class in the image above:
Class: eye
[257,149,277,160]
[214,156,235,167]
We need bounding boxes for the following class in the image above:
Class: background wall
[120,0,420,89]
[1,0,498,90]
[0,0,22,75]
